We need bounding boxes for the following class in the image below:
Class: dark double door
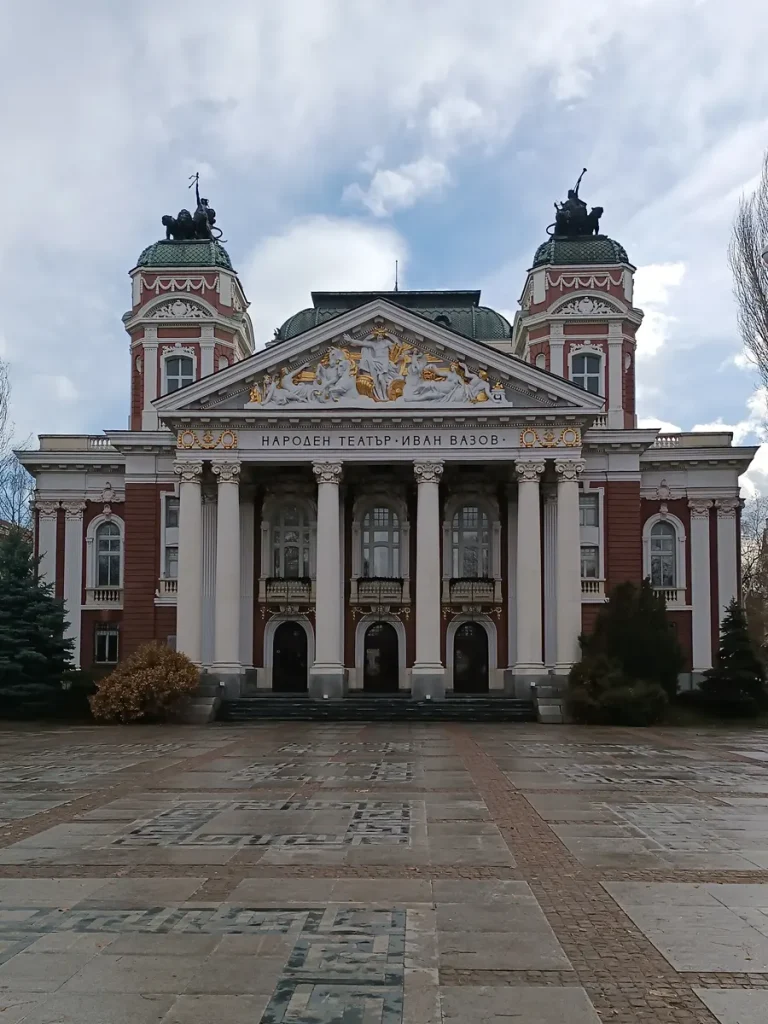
[272,621,308,692]
[453,622,489,693]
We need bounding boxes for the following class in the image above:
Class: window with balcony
[95,522,121,587]
[571,353,601,394]
[451,505,490,578]
[650,520,677,587]
[272,503,312,578]
[164,355,194,394]
[95,627,119,664]
[362,506,400,577]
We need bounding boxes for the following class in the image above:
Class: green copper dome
[135,239,233,271]
[276,291,511,342]
[532,235,629,268]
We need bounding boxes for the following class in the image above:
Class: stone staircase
[218,693,537,723]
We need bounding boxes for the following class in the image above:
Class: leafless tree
[0,359,33,529]
[742,493,768,647]
[729,151,768,386]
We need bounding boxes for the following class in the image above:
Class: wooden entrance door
[453,622,489,693]
[363,622,399,693]
[272,621,308,692]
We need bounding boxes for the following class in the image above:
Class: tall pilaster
[607,322,624,428]
[689,499,713,673]
[212,461,242,691]
[514,460,545,676]
[61,501,86,668]
[309,461,345,697]
[35,501,59,589]
[412,460,445,699]
[555,459,585,672]
[175,461,204,666]
[715,498,740,621]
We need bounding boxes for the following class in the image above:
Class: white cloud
[343,157,451,218]
[241,216,407,346]
[633,263,686,359]
[638,416,682,434]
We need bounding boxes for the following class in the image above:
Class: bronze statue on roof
[162,173,224,242]
[547,169,603,238]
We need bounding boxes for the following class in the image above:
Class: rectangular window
[164,545,179,579]
[95,627,119,664]
[580,545,599,579]
[579,493,599,527]
[165,497,179,529]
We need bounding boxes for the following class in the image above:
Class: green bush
[567,654,668,726]
[90,643,199,723]
[697,600,766,718]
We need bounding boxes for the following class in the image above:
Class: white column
[412,460,445,698]
[309,461,345,695]
[201,326,215,378]
[715,498,740,620]
[61,501,86,668]
[212,461,241,677]
[607,322,624,429]
[36,501,59,589]
[689,499,713,672]
[555,459,585,672]
[201,493,217,666]
[175,461,204,665]
[506,487,518,667]
[549,323,565,377]
[514,460,545,673]
[239,490,255,667]
[542,492,557,666]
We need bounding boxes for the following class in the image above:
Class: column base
[208,666,245,699]
[411,666,446,700]
[308,665,348,699]
[504,666,551,699]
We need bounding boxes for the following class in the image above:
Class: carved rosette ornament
[688,499,713,519]
[312,461,343,486]
[515,461,545,483]
[554,459,586,482]
[35,501,60,520]
[61,501,86,521]
[212,462,241,485]
[413,460,444,485]
[715,498,741,519]
[174,462,203,485]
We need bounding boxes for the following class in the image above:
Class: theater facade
[20,187,757,704]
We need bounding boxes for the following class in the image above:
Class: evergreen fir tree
[702,599,766,711]
[583,579,684,698]
[0,527,74,715]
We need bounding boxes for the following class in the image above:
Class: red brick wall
[604,481,642,587]
[122,483,175,656]
[131,353,143,431]
[668,610,692,671]
[622,342,635,423]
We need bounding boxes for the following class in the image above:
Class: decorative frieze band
[413,460,444,485]
[178,429,238,451]
[520,426,581,449]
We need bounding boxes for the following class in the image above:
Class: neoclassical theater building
[20,186,757,703]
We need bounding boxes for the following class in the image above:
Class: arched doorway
[363,622,399,693]
[453,622,489,693]
[272,621,308,693]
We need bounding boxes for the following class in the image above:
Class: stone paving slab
[1,723,768,1020]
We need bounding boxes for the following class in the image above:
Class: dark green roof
[532,235,629,268]
[135,239,233,270]
[275,290,511,342]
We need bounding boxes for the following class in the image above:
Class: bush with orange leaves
[90,643,199,723]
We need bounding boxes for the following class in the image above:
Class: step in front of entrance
[218,695,537,723]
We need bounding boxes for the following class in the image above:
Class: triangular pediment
[153,299,603,417]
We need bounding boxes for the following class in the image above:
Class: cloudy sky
[2,0,767,490]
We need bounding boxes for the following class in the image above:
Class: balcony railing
[85,587,123,607]
[654,586,686,606]
[581,578,605,599]
[265,578,313,604]
[351,577,407,605]
[157,578,178,597]
[444,578,500,604]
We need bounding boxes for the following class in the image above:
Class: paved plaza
[0,725,768,1021]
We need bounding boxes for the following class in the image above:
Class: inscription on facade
[245,426,581,454]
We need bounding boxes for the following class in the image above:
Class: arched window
[571,353,601,394]
[451,505,490,578]
[272,503,311,578]
[362,506,400,577]
[164,355,194,393]
[650,521,676,587]
[96,522,121,587]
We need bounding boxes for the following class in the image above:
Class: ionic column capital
[714,498,740,519]
[413,460,444,485]
[212,461,241,485]
[61,501,86,521]
[312,461,343,486]
[174,461,204,484]
[688,498,713,519]
[554,459,586,483]
[515,460,545,483]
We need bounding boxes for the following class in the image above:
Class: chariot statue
[547,169,603,238]
[162,173,224,242]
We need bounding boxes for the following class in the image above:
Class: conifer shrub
[90,642,199,723]
[567,653,668,726]
[698,600,766,717]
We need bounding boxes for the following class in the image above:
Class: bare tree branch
[0,359,33,529]
[729,151,768,387]
[742,494,768,648]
